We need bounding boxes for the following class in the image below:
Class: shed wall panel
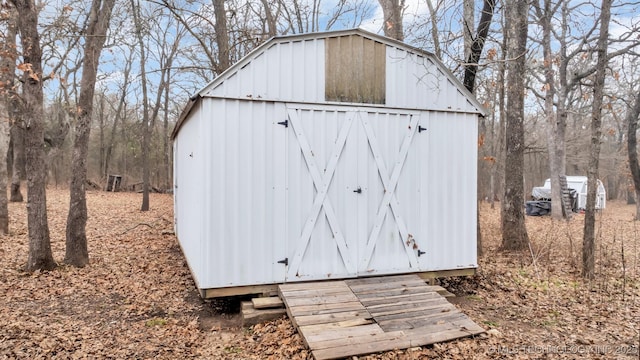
[206,40,325,103]
[174,101,205,287]
[197,99,287,289]
[419,112,478,270]
[385,46,478,113]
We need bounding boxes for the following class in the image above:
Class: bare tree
[462,0,497,93]
[3,9,25,203]
[65,0,116,267]
[130,0,152,211]
[501,0,529,250]
[11,0,56,271]
[583,0,612,279]
[378,0,404,40]
[626,86,640,219]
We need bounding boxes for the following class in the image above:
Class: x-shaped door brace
[360,113,420,271]
[286,108,356,278]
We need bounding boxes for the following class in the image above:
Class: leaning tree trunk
[501,0,529,251]
[583,0,611,280]
[12,0,56,271]
[627,88,640,220]
[66,0,116,267]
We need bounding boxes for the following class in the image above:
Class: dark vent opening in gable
[325,35,386,104]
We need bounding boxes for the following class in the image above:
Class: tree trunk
[425,0,441,59]
[259,0,277,38]
[583,0,611,279]
[626,90,640,220]
[0,102,9,235]
[4,12,24,203]
[130,0,151,211]
[462,0,496,93]
[12,0,56,271]
[501,0,529,251]
[0,9,17,234]
[463,0,474,61]
[378,0,404,41]
[66,0,116,267]
[213,0,231,72]
[163,69,171,191]
[535,0,561,219]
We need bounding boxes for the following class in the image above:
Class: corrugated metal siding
[174,101,204,287]
[205,40,325,103]
[385,46,478,113]
[418,111,478,270]
[199,99,288,289]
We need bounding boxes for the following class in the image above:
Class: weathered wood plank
[367,300,455,317]
[283,293,359,307]
[358,292,442,306]
[353,286,435,299]
[344,274,422,286]
[295,309,372,326]
[287,301,365,317]
[241,307,287,327]
[363,294,445,309]
[251,296,284,309]
[312,333,412,360]
[374,304,460,323]
[279,287,353,299]
[299,317,374,335]
[309,330,405,351]
[303,324,384,343]
[348,279,427,291]
[279,281,348,292]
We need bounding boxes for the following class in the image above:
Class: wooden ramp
[279,274,484,360]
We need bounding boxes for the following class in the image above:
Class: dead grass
[0,190,638,359]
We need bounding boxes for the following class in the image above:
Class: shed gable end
[325,35,386,104]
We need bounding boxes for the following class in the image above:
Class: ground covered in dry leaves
[1,189,638,359]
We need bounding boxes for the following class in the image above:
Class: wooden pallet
[279,274,484,360]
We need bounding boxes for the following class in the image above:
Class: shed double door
[283,104,429,282]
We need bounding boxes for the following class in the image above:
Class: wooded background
[1,0,639,273]
[2,0,638,198]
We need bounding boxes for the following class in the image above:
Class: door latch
[353,187,362,194]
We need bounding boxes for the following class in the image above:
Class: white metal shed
[172,29,486,298]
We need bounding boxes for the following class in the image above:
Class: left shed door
[284,105,359,281]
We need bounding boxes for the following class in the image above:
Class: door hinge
[418,126,427,133]
[277,258,288,266]
[417,250,426,257]
[278,120,289,127]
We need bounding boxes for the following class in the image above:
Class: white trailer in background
[531,176,606,210]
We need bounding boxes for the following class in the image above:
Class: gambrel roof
[173,28,486,139]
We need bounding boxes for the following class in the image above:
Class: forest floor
[1,189,639,359]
